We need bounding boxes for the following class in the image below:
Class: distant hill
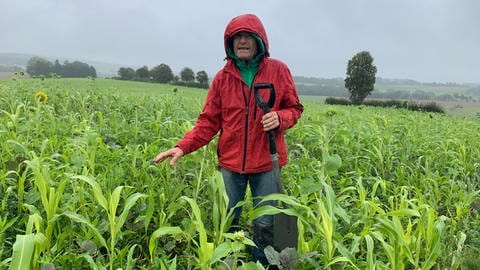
[0,53,32,67]
[0,52,125,78]
[294,75,476,88]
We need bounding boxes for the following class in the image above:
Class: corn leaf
[9,234,35,270]
[148,226,183,261]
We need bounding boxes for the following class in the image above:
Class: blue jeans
[220,167,279,265]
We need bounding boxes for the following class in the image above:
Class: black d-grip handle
[254,83,275,114]
[254,83,277,155]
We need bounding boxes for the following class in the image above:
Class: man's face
[232,32,258,61]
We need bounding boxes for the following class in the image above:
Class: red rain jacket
[176,14,303,173]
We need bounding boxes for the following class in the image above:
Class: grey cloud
[1,0,478,83]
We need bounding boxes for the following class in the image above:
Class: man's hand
[152,147,184,166]
[261,112,280,131]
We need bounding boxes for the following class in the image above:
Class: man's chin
[236,54,253,61]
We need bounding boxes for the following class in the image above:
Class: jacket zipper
[241,83,252,173]
[239,62,262,173]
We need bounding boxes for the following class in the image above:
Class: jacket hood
[224,14,270,59]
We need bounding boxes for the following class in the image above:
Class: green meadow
[1,77,479,269]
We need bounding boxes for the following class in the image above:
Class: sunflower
[34,91,48,103]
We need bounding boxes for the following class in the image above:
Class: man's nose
[238,34,250,42]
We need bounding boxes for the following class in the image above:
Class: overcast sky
[1,0,479,83]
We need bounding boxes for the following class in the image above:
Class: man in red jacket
[153,13,303,264]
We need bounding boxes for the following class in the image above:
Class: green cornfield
[1,76,479,269]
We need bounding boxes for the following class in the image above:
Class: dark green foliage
[196,70,209,87]
[461,246,480,270]
[325,97,351,105]
[180,67,195,82]
[171,81,209,89]
[26,57,97,78]
[116,66,151,82]
[405,101,445,113]
[344,51,377,104]
[62,61,97,78]
[26,57,53,76]
[135,66,150,80]
[325,97,445,113]
[115,64,209,89]
[118,67,136,80]
[150,63,174,83]
[363,99,404,108]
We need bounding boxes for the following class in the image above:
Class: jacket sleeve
[176,77,222,154]
[276,66,303,131]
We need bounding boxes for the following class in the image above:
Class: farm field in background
[374,82,471,95]
[300,95,480,116]
[1,77,479,269]
[0,72,16,80]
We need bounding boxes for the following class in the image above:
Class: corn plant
[67,175,146,270]
[180,172,256,269]
[2,78,480,268]
[371,206,446,270]
[0,187,16,265]
[148,226,183,265]
[8,213,49,270]
[24,154,68,252]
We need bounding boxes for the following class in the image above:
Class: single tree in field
[180,67,195,82]
[196,70,209,87]
[151,63,174,83]
[344,51,377,104]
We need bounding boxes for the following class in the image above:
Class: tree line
[23,52,472,103]
[26,57,97,78]
[116,64,209,89]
